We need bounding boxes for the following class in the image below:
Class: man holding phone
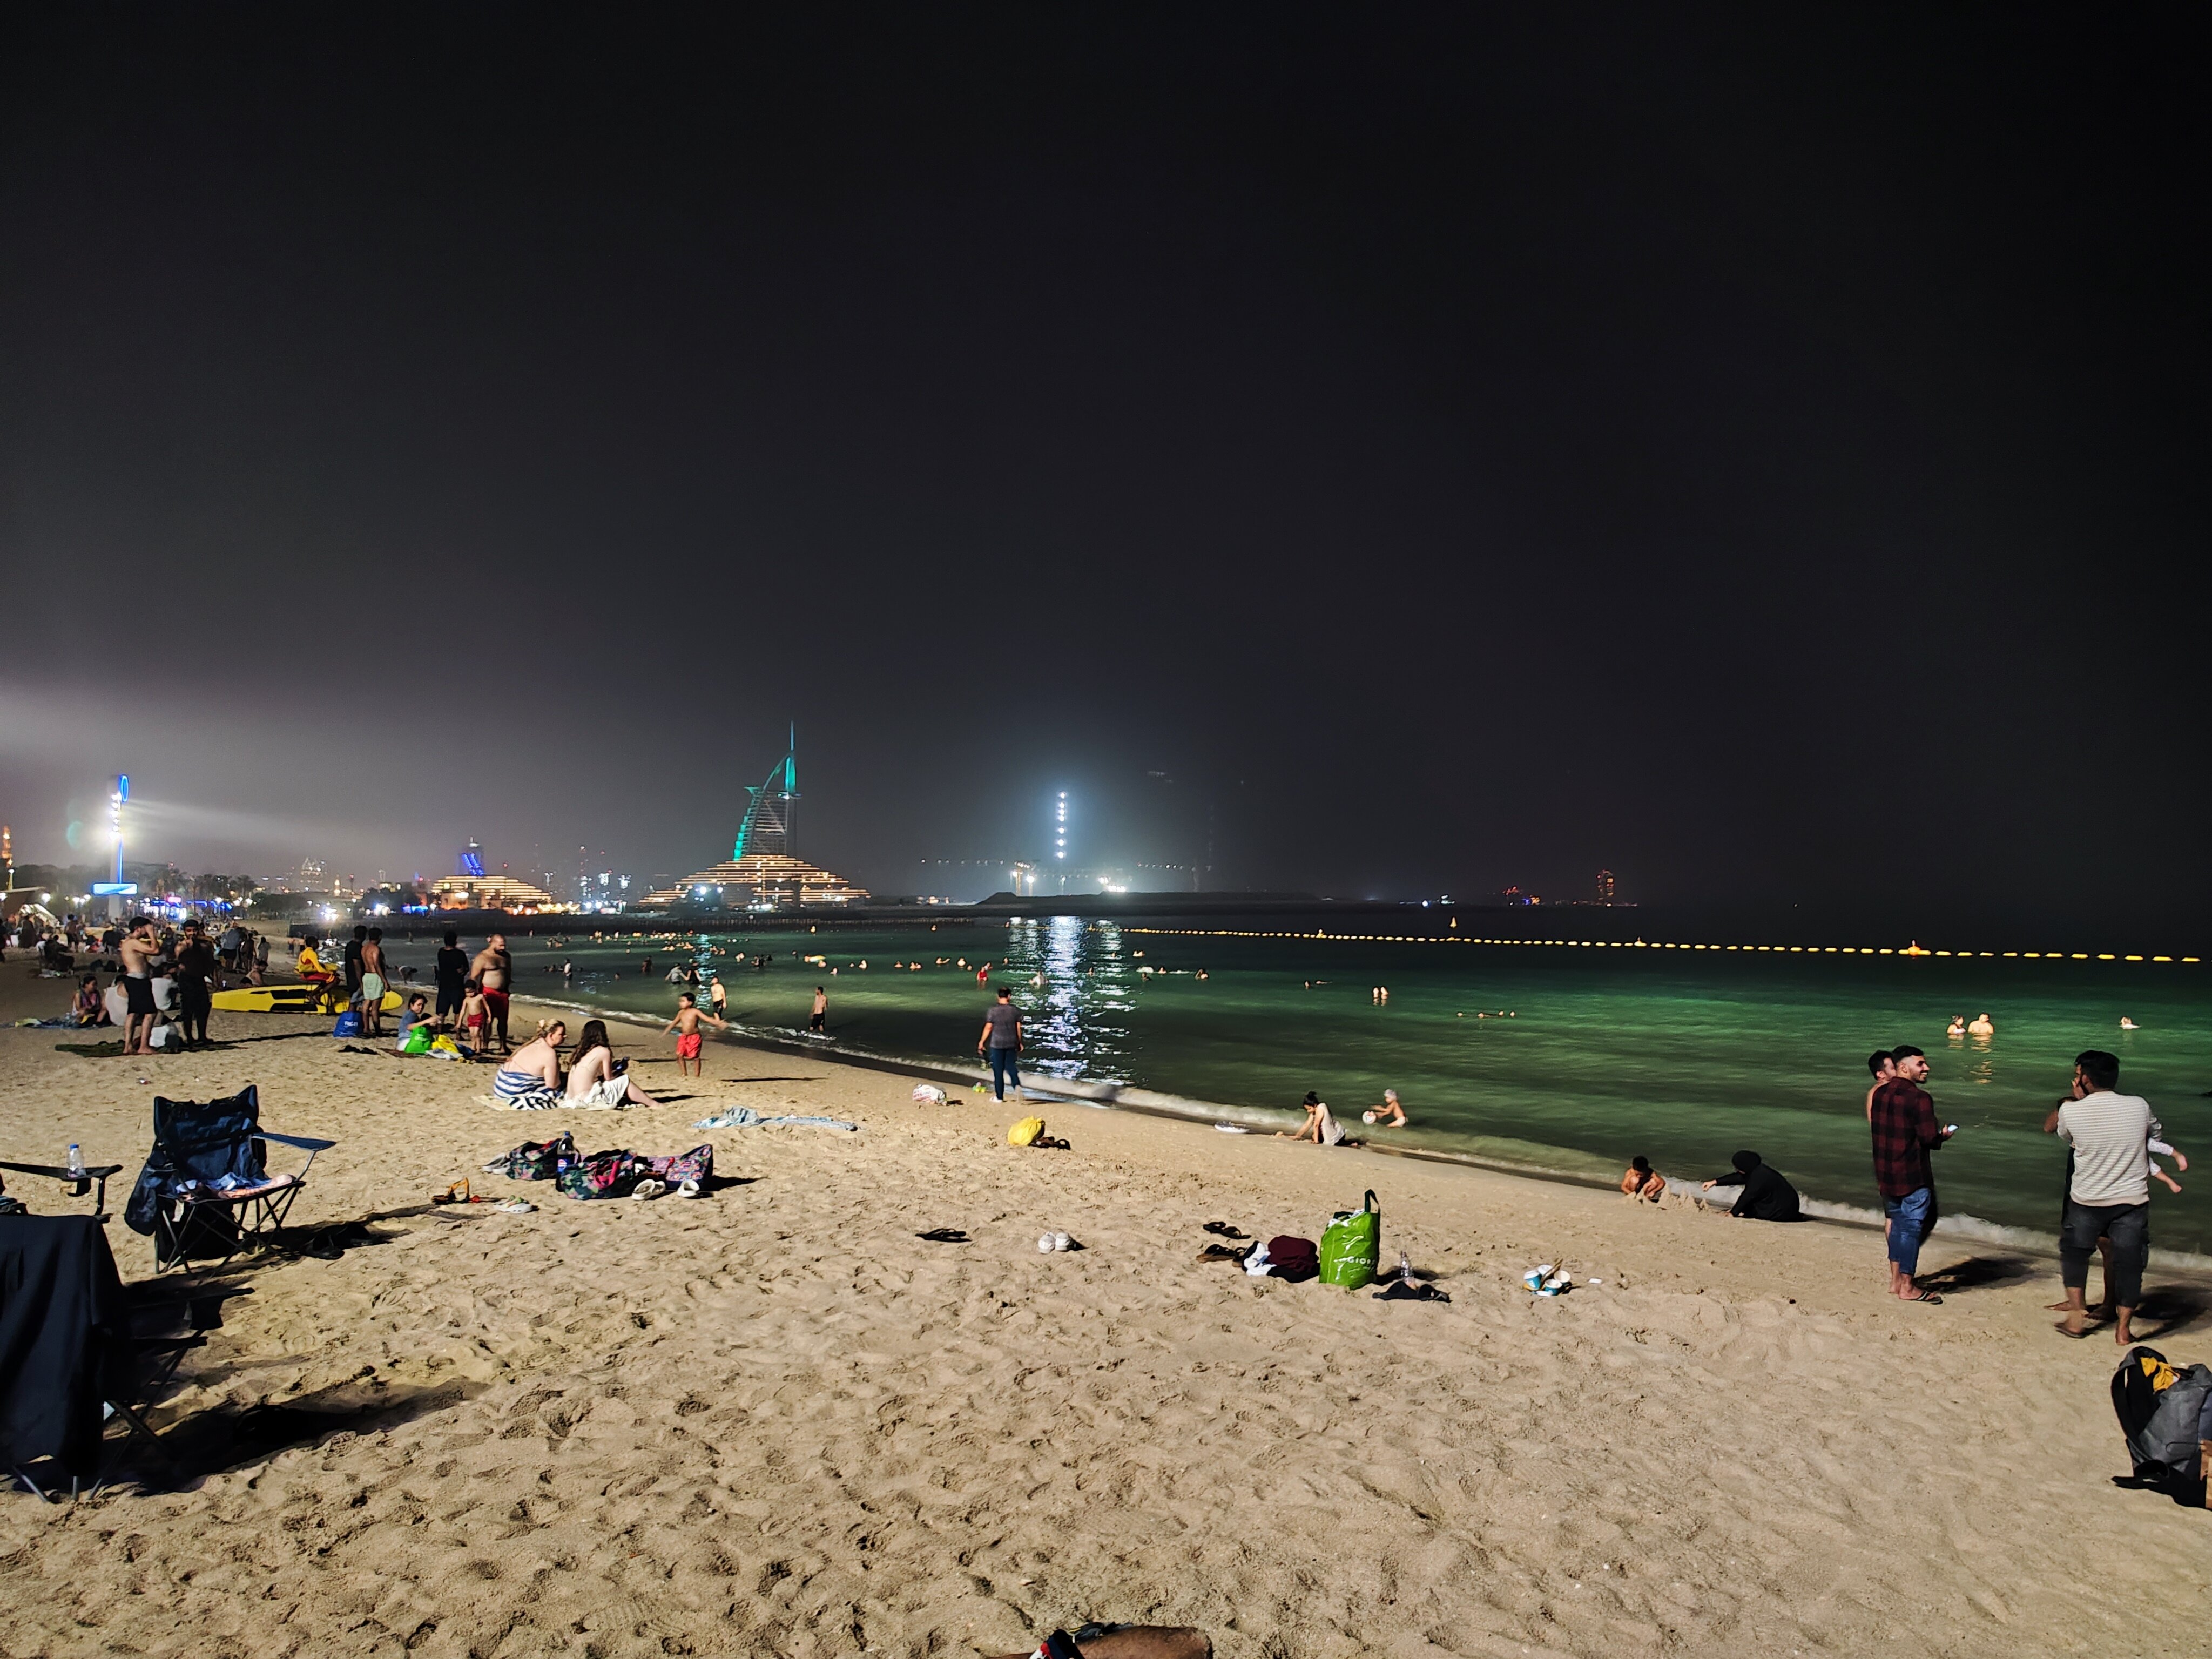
[1869,1044,1954,1303]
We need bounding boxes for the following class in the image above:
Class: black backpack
[2112,1345,2212,1489]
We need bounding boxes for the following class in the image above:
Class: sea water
[386,915,2212,1255]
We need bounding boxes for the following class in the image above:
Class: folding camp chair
[1,1215,175,1501]
[123,1087,335,1275]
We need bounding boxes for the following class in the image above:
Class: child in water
[1620,1156,1665,1202]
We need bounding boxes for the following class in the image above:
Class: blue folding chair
[123,1088,334,1274]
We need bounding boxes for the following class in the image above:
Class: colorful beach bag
[557,1148,648,1201]
[494,1132,577,1182]
[1318,1190,1382,1290]
[646,1144,714,1186]
[399,1022,433,1055]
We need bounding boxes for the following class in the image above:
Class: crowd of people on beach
[10,910,276,1055]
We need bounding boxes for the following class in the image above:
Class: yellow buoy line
[1112,927,2198,963]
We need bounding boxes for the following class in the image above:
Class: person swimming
[1967,1012,1994,1037]
[1946,1015,1967,1038]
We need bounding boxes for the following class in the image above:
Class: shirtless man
[470,933,514,1055]
[359,927,391,1038]
[119,915,163,1056]
[660,992,727,1077]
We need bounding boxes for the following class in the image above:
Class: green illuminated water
[388,916,2212,1254]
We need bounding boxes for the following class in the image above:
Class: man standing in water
[470,932,513,1056]
[808,984,827,1033]
[978,986,1022,1101]
[1869,1044,1953,1303]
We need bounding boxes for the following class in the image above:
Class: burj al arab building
[638,729,869,910]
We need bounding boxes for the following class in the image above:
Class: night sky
[2,9,2202,936]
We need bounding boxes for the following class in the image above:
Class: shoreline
[513,992,2212,1279]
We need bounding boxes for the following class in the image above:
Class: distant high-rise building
[1595,869,1616,905]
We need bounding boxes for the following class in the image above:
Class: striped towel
[492,1068,563,1111]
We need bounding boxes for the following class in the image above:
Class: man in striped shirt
[2051,1049,2159,1344]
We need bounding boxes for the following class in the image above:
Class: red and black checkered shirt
[1869,1077,1944,1198]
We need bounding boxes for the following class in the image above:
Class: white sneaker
[1053,1232,1073,1252]
[1037,1233,1056,1253]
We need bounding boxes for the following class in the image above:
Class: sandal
[628,1178,663,1201]
[1897,1290,1943,1305]
[433,1179,470,1205]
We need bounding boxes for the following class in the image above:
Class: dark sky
[2,8,2203,934]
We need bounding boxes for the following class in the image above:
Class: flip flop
[2054,1321,2094,1338]
[433,1179,470,1205]
[1897,1291,1943,1305]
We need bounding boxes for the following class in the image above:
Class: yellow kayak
[210,985,403,1014]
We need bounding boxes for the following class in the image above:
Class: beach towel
[692,1108,857,1131]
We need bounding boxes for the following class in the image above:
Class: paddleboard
[210,985,402,1013]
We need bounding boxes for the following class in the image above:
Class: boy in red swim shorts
[660,992,727,1077]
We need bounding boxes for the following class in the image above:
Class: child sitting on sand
[1620,1155,1665,1201]
[660,991,728,1077]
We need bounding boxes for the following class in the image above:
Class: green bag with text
[1318,1189,1381,1290]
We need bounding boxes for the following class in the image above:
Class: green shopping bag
[1318,1189,1381,1289]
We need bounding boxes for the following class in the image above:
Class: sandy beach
[2,965,2203,1658]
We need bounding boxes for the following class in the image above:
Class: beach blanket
[479,1091,627,1111]
[692,1107,857,1131]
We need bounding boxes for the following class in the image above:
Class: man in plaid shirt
[1869,1044,1953,1303]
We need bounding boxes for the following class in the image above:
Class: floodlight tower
[1053,791,1068,892]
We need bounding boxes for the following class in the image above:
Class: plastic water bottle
[67,1144,85,1179]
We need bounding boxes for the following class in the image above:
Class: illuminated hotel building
[640,731,870,909]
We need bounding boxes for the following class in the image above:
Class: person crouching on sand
[661,992,726,1077]
[1279,1091,1345,1145]
[1621,1156,1665,1201]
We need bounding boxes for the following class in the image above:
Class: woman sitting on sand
[1278,1091,1346,1146]
[564,1018,659,1109]
[492,1020,568,1109]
